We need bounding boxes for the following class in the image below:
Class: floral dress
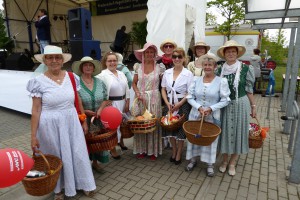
[78,77,109,163]
[133,63,165,156]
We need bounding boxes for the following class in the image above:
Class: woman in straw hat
[158,38,177,69]
[161,47,193,165]
[185,54,230,176]
[72,56,111,174]
[187,41,210,76]
[96,52,130,158]
[27,45,96,199]
[216,40,256,176]
[132,42,165,161]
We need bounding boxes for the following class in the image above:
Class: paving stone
[237,186,248,197]
[268,188,278,200]
[152,190,166,200]
[257,191,268,200]
[117,189,135,198]
[226,188,238,199]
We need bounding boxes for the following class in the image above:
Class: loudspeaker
[69,40,101,61]
[68,8,92,40]
[5,53,34,71]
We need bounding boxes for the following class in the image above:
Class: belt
[109,95,125,101]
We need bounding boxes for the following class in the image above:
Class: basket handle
[33,150,51,174]
[131,97,147,116]
[198,116,204,134]
[253,117,260,128]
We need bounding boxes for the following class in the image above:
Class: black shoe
[174,159,181,165]
[118,143,128,151]
[110,152,121,160]
[170,156,175,163]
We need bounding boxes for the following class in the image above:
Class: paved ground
[0,94,300,200]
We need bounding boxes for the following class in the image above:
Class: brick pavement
[0,94,300,200]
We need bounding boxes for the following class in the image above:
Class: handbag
[68,72,86,123]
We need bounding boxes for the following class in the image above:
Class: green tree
[206,12,217,26]
[0,11,14,53]
[207,0,246,40]
[129,19,147,48]
[261,30,288,65]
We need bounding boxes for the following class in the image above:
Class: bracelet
[251,104,256,107]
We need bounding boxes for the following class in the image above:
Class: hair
[101,52,118,69]
[253,48,260,55]
[79,62,95,73]
[39,9,47,15]
[121,26,126,31]
[223,46,238,55]
[201,57,217,67]
[172,47,187,66]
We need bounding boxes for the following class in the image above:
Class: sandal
[54,192,64,200]
[207,165,214,177]
[83,190,95,197]
[219,162,228,173]
[228,165,236,176]
[136,153,146,159]
[92,163,105,174]
[185,162,197,172]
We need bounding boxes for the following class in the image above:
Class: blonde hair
[101,52,118,69]
[172,47,187,66]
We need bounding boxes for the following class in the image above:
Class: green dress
[217,63,255,154]
[78,77,109,163]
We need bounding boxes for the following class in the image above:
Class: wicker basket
[183,118,221,146]
[160,114,186,132]
[128,97,157,134]
[22,150,63,196]
[249,117,263,149]
[85,129,118,153]
[120,122,134,138]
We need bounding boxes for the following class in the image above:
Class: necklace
[47,71,62,83]
[82,78,93,85]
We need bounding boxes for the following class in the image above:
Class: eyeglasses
[106,60,117,63]
[172,55,183,59]
[164,44,174,49]
[45,56,63,60]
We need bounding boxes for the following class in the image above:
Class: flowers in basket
[161,113,180,125]
[249,123,269,139]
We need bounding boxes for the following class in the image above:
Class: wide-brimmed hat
[160,39,177,52]
[34,45,72,64]
[72,56,101,76]
[197,53,219,65]
[193,41,210,53]
[217,40,246,59]
[134,42,161,62]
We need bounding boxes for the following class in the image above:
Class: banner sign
[90,0,147,16]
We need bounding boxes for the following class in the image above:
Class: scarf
[220,60,242,101]
[162,54,173,66]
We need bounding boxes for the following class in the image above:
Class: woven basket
[22,150,62,196]
[249,117,263,149]
[120,122,134,138]
[128,98,157,134]
[183,118,221,146]
[160,114,186,132]
[85,129,118,153]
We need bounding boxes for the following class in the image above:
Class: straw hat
[217,40,246,59]
[193,41,210,53]
[72,56,101,76]
[134,42,161,62]
[160,39,177,52]
[34,45,72,64]
[197,53,219,65]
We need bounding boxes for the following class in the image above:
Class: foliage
[261,30,288,66]
[129,19,147,48]
[0,11,14,54]
[206,12,217,26]
[207,0,246,40]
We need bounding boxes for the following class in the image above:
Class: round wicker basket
[160,114,186,132]
[183,119,221,146]
[85,129,118,153]
[249,117,263,149]
[120,122,134,138]
[22,150,63,196]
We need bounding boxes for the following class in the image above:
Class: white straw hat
[34,45,72,64]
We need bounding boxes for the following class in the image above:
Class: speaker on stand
[5,53,34,71]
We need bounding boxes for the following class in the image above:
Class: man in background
[35,9,51,53]
[114,25,128,55]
